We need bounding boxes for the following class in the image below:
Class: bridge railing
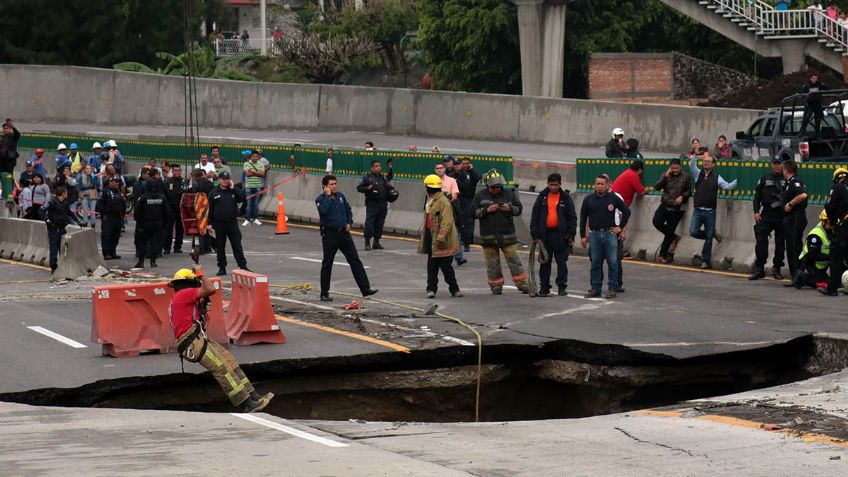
[815,13,848,51]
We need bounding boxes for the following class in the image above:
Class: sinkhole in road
[5,335,848,422]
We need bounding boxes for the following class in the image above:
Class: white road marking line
[623,341,777,347]
[292,256,370,269]
[230,413,349,448]
[269,295,336,311]
[26,326,87,349]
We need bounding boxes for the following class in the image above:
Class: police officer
[316,174,378,302]
[208,171,248,276]
[163,164,186,254]
[781,159,808,286]
[96,176,126,260]
[820,168,848,295]
[357,159,393,250]
[749,158,786,280]
[43,186,79,273]
[133,179,168,269]
[456,157,481,251]
[796,211,833,289]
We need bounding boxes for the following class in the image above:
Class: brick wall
[588,52,759,101]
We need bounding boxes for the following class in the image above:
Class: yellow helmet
[423,174,442,189]
[834,168,848,182]
[168,268,197,287]
[820,210,829,221]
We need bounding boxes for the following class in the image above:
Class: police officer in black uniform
[456,157,481,251]
[96,176,126,260]
[820,168,848,295]
[133,179,168,269]
[749,158,786,280]
[781,159,809,286]
[43,186,79,273]
[208,171,249,276]
[356,159,393,250]
[163,164,186,255]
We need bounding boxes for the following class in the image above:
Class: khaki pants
[178,329,254,407]
[482,244,528,291]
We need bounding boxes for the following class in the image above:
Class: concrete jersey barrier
[0,217,50,267]
[54,225,106,280]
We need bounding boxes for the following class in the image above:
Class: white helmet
[105,140,117,148]
[842,270,848,289]
[612,128,625,138]
[92,142,102,150]
[57,143,67,151]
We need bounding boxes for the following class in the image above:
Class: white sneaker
[252,219,263,226]
[242,219,250,226]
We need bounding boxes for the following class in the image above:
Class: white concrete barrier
[54,225,106,280]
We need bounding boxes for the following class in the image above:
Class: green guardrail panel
[576,157,847,205]
[16,132,513,184]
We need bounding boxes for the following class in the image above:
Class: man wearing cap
[471,172,528,295]
[357,159,394,251]
[30,148,47,178]
[242,150,265,227]
[163,164,186,255]
[782,159,808,286]
[133,179,169,269]
[19,161,36,185]
[796,210,833,289]
[168,265,273,413]
[97,176,126,260]
[209,171,249,276]
[419,174,463,298]
[55,143,70,171]
[749,158,786,280]
[316,174,378,302]
[42,186,80,273]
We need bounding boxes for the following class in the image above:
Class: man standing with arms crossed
[652,157,691,264]
[580,175,630,298]
[357,159,393,251]
[242,150,265,227]
[316,175,379,302]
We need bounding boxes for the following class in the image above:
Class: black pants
[364,201,388,242]
[134,221,163,259]
[320,229,370,295]
[615,236,624,290]
[652,206,685,259]
[100,215,122,257]
[797,261,828,288]
[827,234,848,292]
[163,206,184,252]
[460,197,475,246]
[783,211,807,279]
[427,255,459,294]
[800,104,824,136]
[754,213,785,269]
[215,220,247,270]
[539,229,569,291]
[48,226,65,272]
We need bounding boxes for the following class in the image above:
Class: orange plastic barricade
[91,278,228,358]
[226,270,287,345]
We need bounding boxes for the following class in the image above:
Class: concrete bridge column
[777,40,808,75]
[514,0,544,96]
[541,3,566,97]
[514,0,572,98]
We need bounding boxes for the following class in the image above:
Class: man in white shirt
[325,148,334,174]
[195,153,216,175]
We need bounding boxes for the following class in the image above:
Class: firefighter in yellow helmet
[168,266,273,412]
[795,210,833,289]
[819,168,848,295]
[418,174,462,298]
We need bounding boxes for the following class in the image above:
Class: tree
[276,33,380,83]
[417,0,521,94]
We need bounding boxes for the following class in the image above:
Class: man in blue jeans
[242,150,265,226]
[579,175,630,298]
[689,153,737,269]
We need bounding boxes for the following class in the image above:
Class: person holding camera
[357,159,394,251]
[208,171,249,276]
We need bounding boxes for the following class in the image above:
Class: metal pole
[260,0,267,55]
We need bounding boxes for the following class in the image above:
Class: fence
[16,132,513,183]
[576,158,845,205]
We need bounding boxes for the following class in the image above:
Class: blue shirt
[88,153,102,171]
[316,192,352,229]
[56,153,70,170]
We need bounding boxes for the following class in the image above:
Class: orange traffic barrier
[276,192,289,235]
[91,278,228,358]
[226,270,287,345]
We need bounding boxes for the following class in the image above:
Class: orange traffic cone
[276,192,289,235]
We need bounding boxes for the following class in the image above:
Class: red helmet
[35,148,44,155]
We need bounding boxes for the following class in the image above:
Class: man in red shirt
[610,160,647,291]
[169,266,273,412]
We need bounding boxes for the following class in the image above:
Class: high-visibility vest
[799,223,831,270]
[69,152,84,173]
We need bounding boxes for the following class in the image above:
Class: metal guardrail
[701,0,848,53]
[213,39,281,57]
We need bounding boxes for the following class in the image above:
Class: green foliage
[0,0,224,68]
[417,0,521,94]
[277,33,381,84]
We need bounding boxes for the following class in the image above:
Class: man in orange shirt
[529,173,577,296]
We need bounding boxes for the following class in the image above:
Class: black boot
[772,267,784,280]
[364,239,371,251]
[150,258,158,268]
[134,258,144,269]
[217,267,227,276]
[748,267,765,280]
[372,241,384,250]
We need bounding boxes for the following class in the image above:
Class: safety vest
[799,223,831,270]
[69,152,84,173]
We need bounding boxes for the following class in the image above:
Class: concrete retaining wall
[0,64,762,152]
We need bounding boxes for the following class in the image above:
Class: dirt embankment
[702,69,848,110]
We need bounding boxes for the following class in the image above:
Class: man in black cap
[799,72,828,137]
[208,171,249,276]
[97,176,126,260]
[163,164,186,255]
[749,158,786,280]
[134,178,168,269]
